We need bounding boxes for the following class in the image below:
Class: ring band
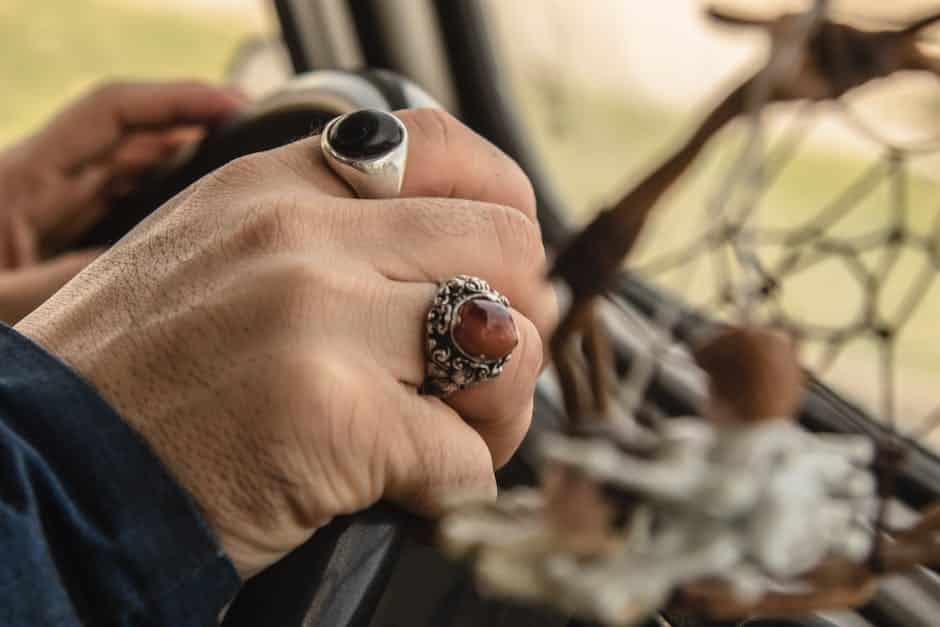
[321,109,407,198]
[421,275,517,397]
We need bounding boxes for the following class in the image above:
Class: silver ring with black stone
[320,109,408,198]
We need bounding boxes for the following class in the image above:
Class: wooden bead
[692,326,804,424]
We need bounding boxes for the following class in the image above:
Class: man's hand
[0,81,245,323]
[17,109,557,580]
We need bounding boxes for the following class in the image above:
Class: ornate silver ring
[420,275,518,397]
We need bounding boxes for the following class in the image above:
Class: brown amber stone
[453,298,518,361]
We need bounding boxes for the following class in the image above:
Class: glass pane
[0,0,280,144]
[485,0,940,452]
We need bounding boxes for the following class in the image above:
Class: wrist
[17,293,313,583]
[0,323,242,622]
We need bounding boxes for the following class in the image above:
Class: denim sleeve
[0,325,241,626]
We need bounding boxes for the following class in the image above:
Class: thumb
[0,248,104,324]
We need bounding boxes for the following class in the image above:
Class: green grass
[0,0,254,143]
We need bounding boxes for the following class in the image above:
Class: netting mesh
[435,6,940,623]
[616,18,940,449]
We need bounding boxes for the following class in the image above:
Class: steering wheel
[78,68,437,249]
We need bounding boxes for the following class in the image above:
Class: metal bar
[275,0,364,71]
[273,0,313,72]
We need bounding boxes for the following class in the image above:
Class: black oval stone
[328,110,403,159]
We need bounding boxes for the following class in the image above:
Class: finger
[41,166,113,252]
[106,175,139,199]
[394,109,537,222]
[30,122,207,253]
[105,127,202,176]
[272,108,537,222]
[1,212,38,268]
[48,126,205,249]
[349,197,557,339]
[372,281,541,467]
[83,81,244,131]
[0,248,102,324]
[154,125,207,148]
[382,380,497,515]
[445,312,541,468]
[41,81,244,168]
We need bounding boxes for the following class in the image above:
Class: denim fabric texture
[0,324,240,626]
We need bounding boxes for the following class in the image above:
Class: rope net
[436,4,940,625]
[622,13,940,451]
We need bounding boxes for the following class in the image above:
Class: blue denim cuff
[0,324,240,626]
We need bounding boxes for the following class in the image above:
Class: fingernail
[452,298,518,361]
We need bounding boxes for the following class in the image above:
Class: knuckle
[413,429,496,503]
[487,203,546,270]
[401,108,535,221]
[250,256,327,325]
[402,107,456,151]
[255,256,368,331]
[504,161,538,223]
[266,353,382,515]
[458,437,500,496]
[275,258,326,300]
[475,149,536,224]
[266,352,360,457]
[230,194,305,254]
[285,353,355,420]
[388,407,497,510]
